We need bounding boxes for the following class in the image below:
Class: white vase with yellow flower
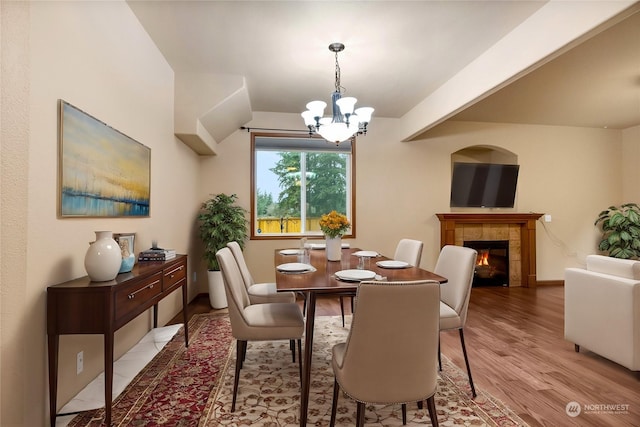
[319,211,350,261]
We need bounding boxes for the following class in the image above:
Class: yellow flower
[319,210,350,238]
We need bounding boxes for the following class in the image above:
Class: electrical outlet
[77,351,84,375]
[544,214,552,223]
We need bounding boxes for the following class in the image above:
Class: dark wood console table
[47,255,189,427]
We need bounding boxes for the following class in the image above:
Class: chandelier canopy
[301,43,374,145]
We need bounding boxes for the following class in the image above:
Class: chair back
[434,245,477,324]
[227,241,255,289]
[335,280,440,403]
[216,247,252,334]
[393,239,424,266]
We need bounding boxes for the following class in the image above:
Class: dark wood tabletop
[274,247,447,293]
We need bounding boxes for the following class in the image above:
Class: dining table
[274,245,448,427]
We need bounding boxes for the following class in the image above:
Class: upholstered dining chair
[227,241,296,305]
[339,238,424,326]
[330,280,441,427]
[216,247,305,412]
[394,238,424,266]
[434,244,478,398]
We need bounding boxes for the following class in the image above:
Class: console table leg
[182,282,189,346]
[104,333,114,426]
[153,303,159,328]
[48,334,59,427]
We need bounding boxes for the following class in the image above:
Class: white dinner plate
[335,269,377,282]
[308,242,351,250]
[279,249,303,255]
[276,263,314,273]
[376,260,410,269]
[352,250,379,258]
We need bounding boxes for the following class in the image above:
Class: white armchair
[564,255,640,372]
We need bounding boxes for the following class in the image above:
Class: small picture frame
[114,233,135,257]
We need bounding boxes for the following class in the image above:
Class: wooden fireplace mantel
[436,213,543,287]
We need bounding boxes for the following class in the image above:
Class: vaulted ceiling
[128,1,640,149]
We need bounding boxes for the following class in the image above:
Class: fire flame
[477,252,489,266]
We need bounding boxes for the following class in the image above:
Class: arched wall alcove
[451,145,517,165]
[449,145,519,209]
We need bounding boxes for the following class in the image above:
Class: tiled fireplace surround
[436,213,543,287]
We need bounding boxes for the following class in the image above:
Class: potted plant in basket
[319,210,350,261]
[594,203,640,259]
[198,193,248,308]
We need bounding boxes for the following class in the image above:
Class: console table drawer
[115,272,162,320]
[164,261,186,291]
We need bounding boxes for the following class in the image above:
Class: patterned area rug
[205,315,528,426]
[67,313,233,426]
[69,313,528,426]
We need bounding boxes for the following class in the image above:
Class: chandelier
[301,43,374,145]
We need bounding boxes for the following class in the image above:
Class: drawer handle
[128,280,160,299]
[167,265,185,278]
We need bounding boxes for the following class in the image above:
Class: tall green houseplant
[595,203,640,259]
[198,193,248,271]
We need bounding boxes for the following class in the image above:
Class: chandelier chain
[334,49,343,93]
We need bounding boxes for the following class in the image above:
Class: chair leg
[298,291,307,315]
[239,340,247,368]
[330,378,340,427]
[458,329,477,398]
[356,401,366,427]
[290,339,295,362]
[401,403,407,425]
[438,334,442,371]
[297,339,303,384]
[340,296,346,327]
[426,395,439,427]
[574,344,580,352]
[232,340,246,412]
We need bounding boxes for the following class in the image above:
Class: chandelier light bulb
[354,107,374,124]
[301,110,316,127]
[306,101,326,119]
[335,97,357,115]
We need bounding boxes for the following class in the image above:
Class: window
[251,132,355,239]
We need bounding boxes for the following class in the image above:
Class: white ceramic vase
[84,231,122,282]
[326,236,342,261]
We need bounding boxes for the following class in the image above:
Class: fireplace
[464,240,509,287]
[436,213,543,287]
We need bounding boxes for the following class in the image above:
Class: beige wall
[1,1,638,426]
[196,114,628,288]
[1,2,200,425]
[622,125,640,202]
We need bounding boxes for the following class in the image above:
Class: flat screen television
[450,162,520,208]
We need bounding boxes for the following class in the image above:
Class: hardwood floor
[171,286,639,426]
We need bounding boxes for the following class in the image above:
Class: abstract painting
[58,100,150,217]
